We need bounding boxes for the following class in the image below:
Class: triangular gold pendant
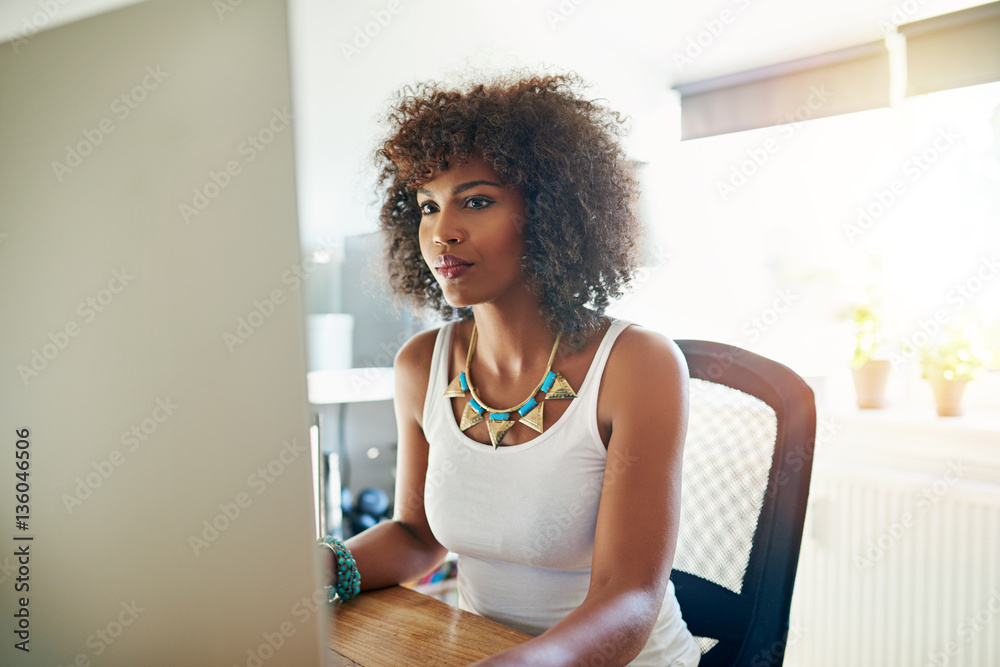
[443,375,466,398]
[520,402,544,433]
[460,402,484,430]
[545,372,577,399]
[487,419,515,449]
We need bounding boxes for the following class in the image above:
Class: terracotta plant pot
[851,359,891,409]
[929,378,969,417]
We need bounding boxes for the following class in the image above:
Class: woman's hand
[317,330,449,596]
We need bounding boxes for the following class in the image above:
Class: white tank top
[422,320,701,666]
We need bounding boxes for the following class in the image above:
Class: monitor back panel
[0,1,326,664]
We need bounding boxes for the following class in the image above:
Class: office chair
[671,340,816,667]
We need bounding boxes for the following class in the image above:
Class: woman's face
[416,155,530,309]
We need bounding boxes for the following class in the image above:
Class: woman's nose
[432,206,464,245]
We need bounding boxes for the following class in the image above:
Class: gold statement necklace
[443,324,577,449]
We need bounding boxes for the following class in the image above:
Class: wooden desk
[328,586,531,666]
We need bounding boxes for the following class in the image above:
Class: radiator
[785,463,1000,667]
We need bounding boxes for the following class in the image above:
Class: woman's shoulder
[392,324,455,421]
[394,324,449,372]
[594,320,688,447]
[603,321,688,393]
[611,320,682,352]
[393,320,471,378]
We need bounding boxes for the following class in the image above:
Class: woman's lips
[434,255,472,279]
[436,263,471,279]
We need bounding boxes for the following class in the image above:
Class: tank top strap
[578,319,634,434]
[422,321,457,430]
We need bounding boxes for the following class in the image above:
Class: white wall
[283,0,984,242]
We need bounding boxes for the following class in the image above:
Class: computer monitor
[0,1,327,664]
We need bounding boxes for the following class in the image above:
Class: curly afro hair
[374,71,643,351]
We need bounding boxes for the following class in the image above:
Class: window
[611,81,1000,408]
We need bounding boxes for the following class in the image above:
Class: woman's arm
[322,330,449,590]
[473,327,690,666]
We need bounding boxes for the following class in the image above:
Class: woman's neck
[468,292,557,378]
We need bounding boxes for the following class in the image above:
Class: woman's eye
[465,196,494,209]
[419,202,437,216]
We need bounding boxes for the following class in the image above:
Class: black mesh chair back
[671,340,816,666]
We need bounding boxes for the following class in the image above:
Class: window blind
[900,2,1000,97]
[675,41,890,140]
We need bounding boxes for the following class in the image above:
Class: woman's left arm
[473,327,690,666]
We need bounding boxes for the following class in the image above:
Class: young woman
[321,72,700,666]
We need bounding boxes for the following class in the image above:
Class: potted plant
[920,327,993,416]
[847,302,891,409]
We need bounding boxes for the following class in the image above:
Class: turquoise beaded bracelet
[319,536,361,602]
